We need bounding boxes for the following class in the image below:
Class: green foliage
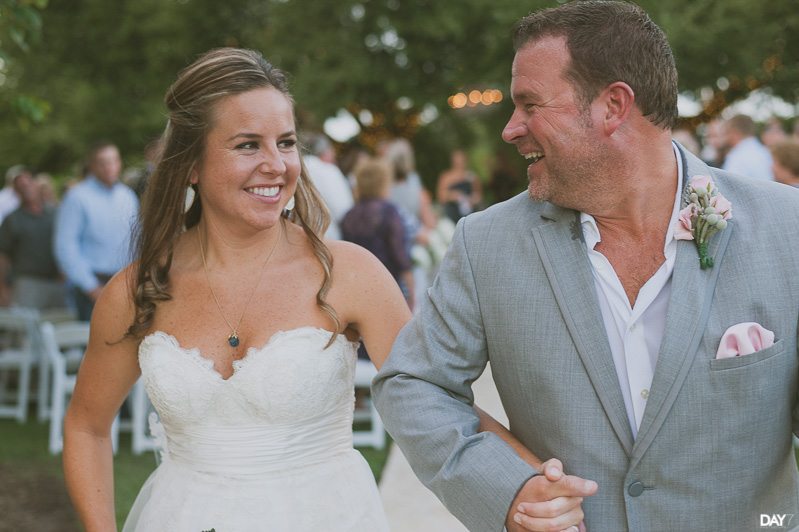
[0,0,276,171]
[0,0,49,131]
[0,0,797,183]
[645,0,799,123]
[254,1,539,189]
[258,0,531,123]
[5,93,49,130]
[0,0,47,56]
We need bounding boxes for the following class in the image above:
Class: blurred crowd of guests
[676,114,799,187]
[306,134,451,315]
[0,141,137,320]
[3,116,798,321]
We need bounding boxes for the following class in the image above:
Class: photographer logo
[760,514,794,529]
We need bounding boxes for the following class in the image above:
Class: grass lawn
[0,418,391,530]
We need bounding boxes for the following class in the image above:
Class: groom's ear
[598,81,634,136]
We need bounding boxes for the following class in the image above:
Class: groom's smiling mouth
[524,151,544,163]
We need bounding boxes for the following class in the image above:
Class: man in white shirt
[0,165,24,224]
[722,114,774,180]
[302,133,353,239]
[374,2,799,531]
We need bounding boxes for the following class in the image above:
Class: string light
[447,88,504,109]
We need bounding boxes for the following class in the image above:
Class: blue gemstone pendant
[228,333,240,347]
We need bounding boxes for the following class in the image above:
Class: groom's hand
[506,458,598,532]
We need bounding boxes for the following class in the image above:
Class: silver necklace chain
[197,223,282,347]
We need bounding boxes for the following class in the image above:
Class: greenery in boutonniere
[674,175,732,269]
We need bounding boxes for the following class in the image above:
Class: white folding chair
[352,359,386,450]
[131,378,159,455]
[35,307,77,422]
[0,308,39,422]
[40,321,120,454]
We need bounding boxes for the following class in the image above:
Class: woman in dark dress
[436,149,483,223]
[341,158,414,309]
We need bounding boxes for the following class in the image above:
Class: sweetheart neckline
[140,326,356,382]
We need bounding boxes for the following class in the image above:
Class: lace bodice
[139,327,358,428]
[125,327,390,531]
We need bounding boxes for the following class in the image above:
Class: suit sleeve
[372,217,537,531]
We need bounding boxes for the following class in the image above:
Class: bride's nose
[257,147,287,176]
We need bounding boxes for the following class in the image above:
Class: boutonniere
[674,175,732,269]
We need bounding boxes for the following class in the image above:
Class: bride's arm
[474,405,543,469]
[63,268,141,531]
[332,241,547,470]
[338,243,584,531]
[332,242,412,370]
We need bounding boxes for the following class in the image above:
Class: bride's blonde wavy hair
[125,48,338,342]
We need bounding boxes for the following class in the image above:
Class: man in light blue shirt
[721,114,774,181]
[54,141,139,320]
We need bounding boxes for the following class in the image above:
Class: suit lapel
[532,203,634,456]
[630,149,734,466]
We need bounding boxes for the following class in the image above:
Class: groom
[373,1,799,531]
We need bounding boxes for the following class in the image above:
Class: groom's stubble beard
[527,128,612,213]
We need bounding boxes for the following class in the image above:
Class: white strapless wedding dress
[123,327,390,532]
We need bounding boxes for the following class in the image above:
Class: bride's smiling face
[191,86,300,233]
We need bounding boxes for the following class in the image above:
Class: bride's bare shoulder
[99,263,137,309]
[326,240,384,274]
[91,262,138,343]
[325,240,401,301]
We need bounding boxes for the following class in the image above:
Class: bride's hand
[507,458,596,532]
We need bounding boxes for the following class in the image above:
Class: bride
[62,48,583,532]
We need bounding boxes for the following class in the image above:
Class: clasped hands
[506,459,598,532]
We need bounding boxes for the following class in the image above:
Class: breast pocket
[709,339,796,436]
[709,339,786,371]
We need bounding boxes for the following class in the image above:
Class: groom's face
[502,36,608,211]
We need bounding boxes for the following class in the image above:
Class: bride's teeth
[249,186,280,197]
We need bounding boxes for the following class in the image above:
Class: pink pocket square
[716,322,775,359]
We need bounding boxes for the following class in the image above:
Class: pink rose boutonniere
[675,175,732,269]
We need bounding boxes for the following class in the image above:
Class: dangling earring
[184,185,197,213]
[283,195,295,216]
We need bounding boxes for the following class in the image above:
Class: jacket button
[628,481,645,497]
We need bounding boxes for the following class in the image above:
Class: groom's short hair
[513,0,678,130]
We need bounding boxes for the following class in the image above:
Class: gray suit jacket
[373,147,799,531]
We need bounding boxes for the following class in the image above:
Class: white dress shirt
[303,155,355,240]
[722,136,774,181]
[0,187,20,224]
[580,144,683,438]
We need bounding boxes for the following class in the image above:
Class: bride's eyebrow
[226,133,261,142]
[225,130,297,142]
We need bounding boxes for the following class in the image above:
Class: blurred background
[1,0,798,201]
